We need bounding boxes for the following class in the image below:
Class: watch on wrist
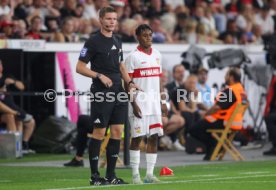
[96,73,102,79]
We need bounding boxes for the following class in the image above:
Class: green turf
[0,159,276,190]
[0,154,73,164]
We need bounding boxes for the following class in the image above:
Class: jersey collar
[137,46,152,55]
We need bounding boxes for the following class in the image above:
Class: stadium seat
[207,103,248,161]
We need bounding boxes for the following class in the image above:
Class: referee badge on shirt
[80,47,88,57]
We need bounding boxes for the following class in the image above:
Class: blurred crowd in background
[0,0,275,44]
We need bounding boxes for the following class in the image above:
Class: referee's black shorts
[90,83,128,129]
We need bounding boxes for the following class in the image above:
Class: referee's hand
[99,74,113,88]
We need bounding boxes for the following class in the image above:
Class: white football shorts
[129,115,163,138]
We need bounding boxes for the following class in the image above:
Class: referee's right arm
[76,60,98,79]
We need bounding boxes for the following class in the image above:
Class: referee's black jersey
[78,31,123,85]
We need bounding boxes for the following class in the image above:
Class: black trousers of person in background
[189,119,224,159]
[75,115,92,157]
[168,111,201,143]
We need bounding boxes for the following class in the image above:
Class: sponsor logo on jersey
[132,67,161,78]
[80,47,87,57]
[140,68,160,76]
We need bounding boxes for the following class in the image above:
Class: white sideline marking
[193,181,276,184]
[54,179,84,182]
[191,174,219,177]
[240,171,271,175]
[42,173,276,190]
[0,180,11,183]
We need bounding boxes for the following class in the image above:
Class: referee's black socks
[89,138,102,176]
[106,138,121,179]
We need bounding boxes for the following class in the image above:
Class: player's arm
[124,75,142,118]
[160,79,168,117]
[119,63,141,91]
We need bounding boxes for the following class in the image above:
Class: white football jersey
[125,46,162,116]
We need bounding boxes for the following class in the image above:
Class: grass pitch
[0,155,276,190]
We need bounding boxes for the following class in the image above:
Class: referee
[76,7,138,185]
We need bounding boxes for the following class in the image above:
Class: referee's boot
[90,172,110,186]
[107,176,128,185]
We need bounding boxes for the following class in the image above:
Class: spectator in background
[164,64,186,149]
[64,115,93,167]
[189,67,247,160]
[25,16,44,39]
[255,4,275,35]
[207,0,227,34]
[150,16,173,43]
[53,17,79,42]
[132,14,144,25]
[14,0,34,21]
[52,0,64,11]
[146,0,167,18]
[73,3,84,18]
[0,20,14,39]
[201,7,216,34]
[225,0,239,18]
[11,19,28,39]
[251,24,263,44]
[184,19,197,44]
[45,16,59,32]
[220,19,240,44]
[0,59,36,154]
[79,19,93,41]
[177,75,204,128]
[110,0,125,21]
[196,67,213,109]
[164,0,184,9]
[0,101,18,132]
[119,18,137,42]
[173,12,188,42]
[83,0,108,30]
[160,69,185,151]
[129,0,146,17]
[0,0,14,19]
[27,0,60,30]
[166,64,185,94]
[60,0,77,19]
[236,4,255,33]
